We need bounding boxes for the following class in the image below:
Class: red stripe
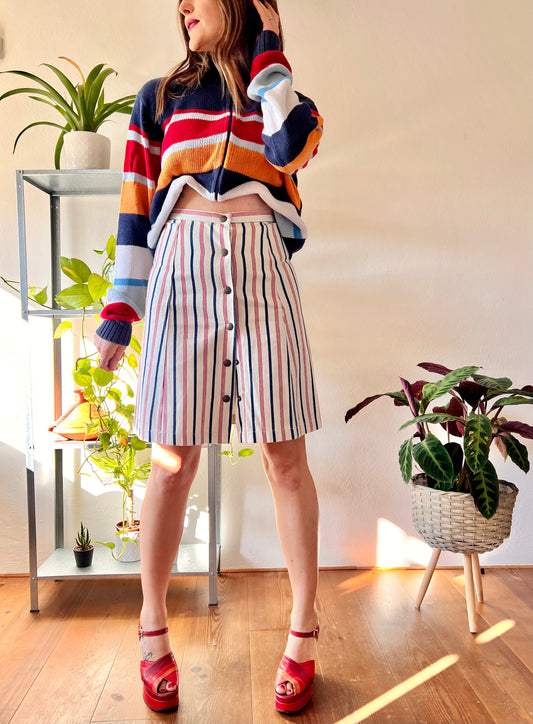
[251,51,291,79]
[231,118,264,145]
[199,224,209,443]
[163,116,230,142]
[179,224,189,446]
[161,108,231,133]
[249,225,267,438]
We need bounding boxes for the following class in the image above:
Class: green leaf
[53,320,72,338]
[399,413,464,431]
[127,353,138,369]
[130,436,147,451]
[472,375,512,391]
[88,273,111,302]
[238,448,254,458]
[31,287,49,305]
[59,256,91,283]
[95,541,116,550]
[412,434,454,484]
[468,460,499,519]
[73,370,92,387]
[502,435,530,473]
[107,388,122,403]
[464,413,492,473]
[220,451,232,456]
[55,283,93,309]
[490,396,533,408]
[93,367,113,387]
[421,366,479,409]
[444,441,464,476]
[106,234,116,261]
[399,437,413,483]
[76,358,92,371]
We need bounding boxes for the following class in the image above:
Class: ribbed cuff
[95,319,132,347]
[253,29,282,56]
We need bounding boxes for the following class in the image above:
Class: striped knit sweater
[97,30,323,346]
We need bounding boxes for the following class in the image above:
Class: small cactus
[75,522,92,550]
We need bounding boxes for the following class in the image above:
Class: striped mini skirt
[133,210,321,446]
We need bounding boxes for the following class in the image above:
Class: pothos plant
[2,234,150,552]
[345,363,533,519]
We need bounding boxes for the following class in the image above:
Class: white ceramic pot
[62,131,111,169]
[115,521,141,562]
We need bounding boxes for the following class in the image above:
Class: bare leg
[139,443,202,691]
[259,436,319,695]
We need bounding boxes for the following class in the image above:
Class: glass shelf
[38,543,221,579]
[21,169,122,196]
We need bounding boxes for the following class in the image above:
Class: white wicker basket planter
[410,476,518,555]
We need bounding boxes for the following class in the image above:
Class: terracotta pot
[62,131,111,169]
[73,545,94,568]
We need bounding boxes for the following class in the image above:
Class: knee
[150,446,201,496]
[261,443,310,494]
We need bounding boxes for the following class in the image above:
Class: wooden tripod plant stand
[415,549,484,633]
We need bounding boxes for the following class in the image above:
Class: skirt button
[222,394,231,403]
[220,215,228,223]
[223,359,232,367]
[221,248,229,257]
[223,286,232,294]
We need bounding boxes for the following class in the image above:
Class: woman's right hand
[93,335,127,372]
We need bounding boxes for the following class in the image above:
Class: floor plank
[443,568,533,671]
[0,569,530,724]
[400,569,533,724]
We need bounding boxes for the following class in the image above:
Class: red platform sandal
[275,624,319,714]
[138,624,179,712]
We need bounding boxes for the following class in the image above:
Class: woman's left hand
[252,0,280,36]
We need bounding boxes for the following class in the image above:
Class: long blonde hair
[156,0,283,118]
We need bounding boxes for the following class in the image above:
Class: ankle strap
[289,624,319,639]
[138,625,168,639]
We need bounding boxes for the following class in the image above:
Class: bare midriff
[173,184,272,213]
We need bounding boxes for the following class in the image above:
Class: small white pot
[62,131,111,169]
[115,521,141,562]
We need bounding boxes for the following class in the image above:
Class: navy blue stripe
[260,223,276,441]
[208,224,218,441]
[190,222,198,445]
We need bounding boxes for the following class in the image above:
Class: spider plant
[0,57,135,168]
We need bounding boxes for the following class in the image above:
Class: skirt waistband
[169,209,275,224]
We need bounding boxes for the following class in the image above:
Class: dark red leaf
[498,421,533,440]
[345,394,385,423]
[457,380,487,408]
[521,385,533,393]
[433,397,465,437]
[417,362,452,375]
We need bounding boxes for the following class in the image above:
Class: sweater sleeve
[95,80,163,344]
[247,31,323,175]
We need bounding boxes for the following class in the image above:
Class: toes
[275,681,294,696]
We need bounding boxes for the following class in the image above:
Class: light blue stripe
[114,278,148,287]
[257,77,284,100]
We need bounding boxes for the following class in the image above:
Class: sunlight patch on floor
[335,654,460,724]
[475,619,516,644]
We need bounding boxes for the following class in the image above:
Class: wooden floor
[0,568,531,724]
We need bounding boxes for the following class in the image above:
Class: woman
[95,0,323,714]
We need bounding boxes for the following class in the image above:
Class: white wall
[1,0,531,573]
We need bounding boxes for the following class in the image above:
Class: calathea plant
[345,363,532,519]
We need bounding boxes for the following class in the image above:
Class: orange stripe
[120,181,154,216]
[225,145,284,187]
[272,121,324,175]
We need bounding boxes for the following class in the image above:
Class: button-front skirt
[133,210,321,445]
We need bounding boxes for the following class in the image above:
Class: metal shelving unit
[16,169,220,611]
